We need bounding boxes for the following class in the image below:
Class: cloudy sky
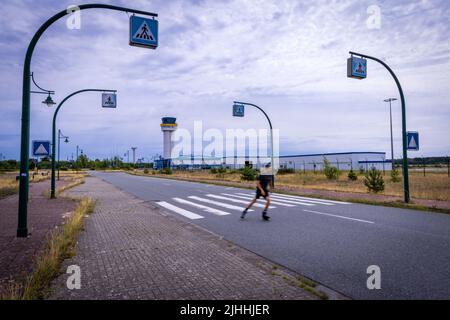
[0,0,449,161]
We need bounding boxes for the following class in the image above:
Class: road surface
[90,171,450,299]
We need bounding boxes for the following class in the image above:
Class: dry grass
[134,169,449,202]
[10,197,95,300]
[0,176,18,199]
[276,171,450,201]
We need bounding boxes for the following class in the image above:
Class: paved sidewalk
[0,178,77,295]
[50,177,328,300]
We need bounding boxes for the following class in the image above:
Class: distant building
[279,152,391,172]
[168,152,392,172]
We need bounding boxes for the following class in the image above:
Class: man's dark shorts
[256,187,269,199]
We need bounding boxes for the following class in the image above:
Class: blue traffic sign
[347,56,367,79]
[32,140,51,156]
[233,104,245,117]
[129,15,158,49]
[407,132,419,151]
[102,93,117,108]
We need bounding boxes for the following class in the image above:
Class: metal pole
[51,89,116,198]
[350,51,410,202]
[233,101,275,187]
[423,156,425,177]
[17,4,157,237]
[57,129,60,181]
[389,100,395,170]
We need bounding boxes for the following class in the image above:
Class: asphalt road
[90,171,450,300]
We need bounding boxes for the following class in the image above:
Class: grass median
[1,197,95,300]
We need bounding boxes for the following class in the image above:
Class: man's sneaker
[262,211,270,221]
[241,209,248,219]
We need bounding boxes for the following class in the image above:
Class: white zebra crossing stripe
[221,193,296,207]
[234,192,316,206]
[236,192,349,205]
[157,201,204,220]
[273,194,351,205]
[173,198,230,216]
[268,194,332,206]
[188,196,253,212]
[206,194,276,209]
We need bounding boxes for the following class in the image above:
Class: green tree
[390,169,401,183]
[323,157,340,180]
[240,166,257,181]
[364,168,385,193]
[348,169,358,181]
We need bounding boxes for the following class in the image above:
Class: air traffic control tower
[160,117,177,161]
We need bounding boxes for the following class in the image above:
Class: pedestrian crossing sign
[129,15,158,49]
[407,132,419,151]
[32,140,51,156]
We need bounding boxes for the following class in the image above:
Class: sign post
[348,51,410,202]
[233,103,245,117]
[407,132,419,151]
[129,15,158,49]
[102,93,117,108]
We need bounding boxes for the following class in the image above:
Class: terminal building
[168,152,392,172]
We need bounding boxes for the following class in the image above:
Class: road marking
[157,201,204,220]
[268,194,333,206]
[173,198,230,216]
[188,196,253,212]
[302,209,374,224]
[238,192,349,205]
[221,193,296,207]
[206,194,276,209]
[235,192,316,206]
[274,193,351,205]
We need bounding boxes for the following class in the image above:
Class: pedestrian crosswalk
[156,191,350,220]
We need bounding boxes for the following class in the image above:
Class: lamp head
[64,137,69,143]
[42,94,56,107]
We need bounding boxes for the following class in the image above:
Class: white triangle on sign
[133,21,155,41]
[409,136,417,149]
[35,144,48,154]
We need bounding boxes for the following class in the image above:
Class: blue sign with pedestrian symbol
[347,56,367,79]
[32,140,51,156]
[233,104,245,117]
[407,132,419,151]
[129,15,158,49]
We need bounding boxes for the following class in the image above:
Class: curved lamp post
[51,89,117,198]
[348,51,410,203]
[17,4,157,237]
[232,101,275,186]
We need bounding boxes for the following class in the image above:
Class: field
[139,169,450,202]
[0,170,85,200]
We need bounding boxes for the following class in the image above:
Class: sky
[0,0,449,161]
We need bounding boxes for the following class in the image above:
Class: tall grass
[0,197,95,300]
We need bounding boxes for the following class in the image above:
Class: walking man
[241,163,273,221]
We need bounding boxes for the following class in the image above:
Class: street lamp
[232,101,276,186]
[51,89,117,198]
[384,98,397,171]
[57,129,69,181]
[30,72,56,107]
[16,3,158,238]
[348,51,410,203]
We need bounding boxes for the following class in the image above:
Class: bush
[348,169,358,181]
[364,168,385,193]
[210,168,218,174]
[390,169,401,183]
[143,168,149,174]
[160,167,172,175]
[240,166,257,181]
[323,158,340,180]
